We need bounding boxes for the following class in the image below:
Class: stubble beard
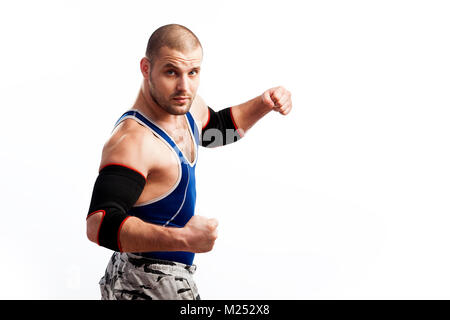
[148,73,193,116]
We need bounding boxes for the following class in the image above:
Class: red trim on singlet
[202,107,211,130]
[86,209,106,246]
[100,163,147,181]
[229,107,243,138]
[117,216,131,253]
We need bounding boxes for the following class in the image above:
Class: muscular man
[86,24,292,300]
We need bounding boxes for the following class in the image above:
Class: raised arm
[192,87,292,148]
[231,86,292,132]
[86,123,218,253]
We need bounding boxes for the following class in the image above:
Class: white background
[0,0,449,299]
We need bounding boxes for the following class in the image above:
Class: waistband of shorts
[122,252,197,275]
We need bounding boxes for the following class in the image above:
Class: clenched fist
[182,215,219,253]
[261,86,292,115]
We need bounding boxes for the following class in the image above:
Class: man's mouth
[173,96,190,104]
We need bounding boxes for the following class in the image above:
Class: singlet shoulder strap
[114,110,181,152]
[115,110,200,148]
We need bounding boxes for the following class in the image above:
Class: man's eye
[189,70,198,76]
[166,70,176,75]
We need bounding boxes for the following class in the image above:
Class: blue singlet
[114,109,200,265]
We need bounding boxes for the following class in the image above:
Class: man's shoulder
[99,118,156,175]
[190,94,208,128]
[107,118,154,148]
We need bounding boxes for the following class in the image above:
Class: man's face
[147,45,202,115]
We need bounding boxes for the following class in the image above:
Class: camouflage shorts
[99,252,200,300]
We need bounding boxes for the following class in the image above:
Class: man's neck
[132,82,183,129]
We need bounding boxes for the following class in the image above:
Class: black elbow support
[201,106,242,147]
[87,164,146,251]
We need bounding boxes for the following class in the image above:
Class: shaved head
[145,24,203,63]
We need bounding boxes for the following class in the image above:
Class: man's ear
[140,57,151,79]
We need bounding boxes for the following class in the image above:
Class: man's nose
[176,74,189,92]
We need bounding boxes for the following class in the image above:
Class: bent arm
[192,87,292,147]
[87,203,217,253]
[86,165,217,253]
[85,161,187,252]
[86,128,217,253]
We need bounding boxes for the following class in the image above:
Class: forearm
[119,216,186,252]
[230,95,272,134]
[86,212,187,253]
[230,86,292,133]
[199,87,291,147]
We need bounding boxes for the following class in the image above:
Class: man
[86,24,292,300]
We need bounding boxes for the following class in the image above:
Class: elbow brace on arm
[86,164,146,251]
[201,106,242,147]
